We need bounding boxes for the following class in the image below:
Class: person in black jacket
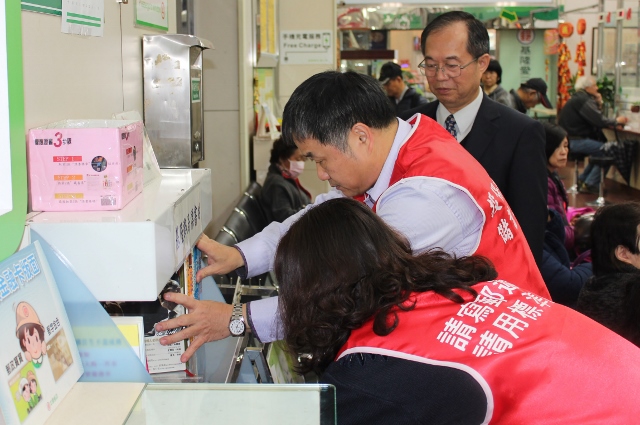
[577,202,640,347]
[400,11,547,266]
[540,208,592,308]
[378,62,428,116]
[261,137,311,223]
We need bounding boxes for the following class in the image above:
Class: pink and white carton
[27,119,144,211]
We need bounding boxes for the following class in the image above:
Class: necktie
[445,114,457,139]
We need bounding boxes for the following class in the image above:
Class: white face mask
[288,160,305,179]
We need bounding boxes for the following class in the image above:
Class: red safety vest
[337,280,640,424]
[374,114,547,297]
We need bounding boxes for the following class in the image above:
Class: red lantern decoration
[577,19,586,35]
[558,22,574,38]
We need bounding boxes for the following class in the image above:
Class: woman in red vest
[276,197,640,425]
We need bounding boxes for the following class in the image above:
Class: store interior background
[9,0,639,257]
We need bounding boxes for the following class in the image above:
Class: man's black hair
[281,71,396,152]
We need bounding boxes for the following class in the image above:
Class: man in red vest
[157,71,547,363]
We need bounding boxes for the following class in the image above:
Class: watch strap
[229,303,245,336]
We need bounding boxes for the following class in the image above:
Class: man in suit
[401,11,547,265]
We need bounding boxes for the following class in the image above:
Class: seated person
[571,212,594,263]
[577,202,640,347]
[540,208,592,308]
[558,75,628,194]
[276,197,640,424]
[543,122,575,250]
[261,137,311,222]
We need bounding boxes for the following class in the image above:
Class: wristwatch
[228,303,246,337]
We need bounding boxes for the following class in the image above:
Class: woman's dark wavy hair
[591,201,640,275]
[275,198,497,375]
[280,71,396,152]
[269,137,298,166]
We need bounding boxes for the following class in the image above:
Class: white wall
[22,1,176,131]
[277,0,334,199]
[193,0,248,236]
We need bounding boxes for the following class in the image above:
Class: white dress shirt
[435,87,483,142]
[239,116,484,342]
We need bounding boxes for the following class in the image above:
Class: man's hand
[616,116,629,126]
[594,92,603,109]
[196,234,245,282]
[156,292,233,363]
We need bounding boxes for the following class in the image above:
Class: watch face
[229,319,245,336]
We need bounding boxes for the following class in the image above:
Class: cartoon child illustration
[27,370,41,408]
[15,302,47,367]
[16,377,31,408]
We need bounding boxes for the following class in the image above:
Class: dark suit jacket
[400,96,547,266]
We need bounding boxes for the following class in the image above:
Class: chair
[224,208,255,243]
[566,151,588,195]
[236,194,268,234]
[212,230,241,289]
[585,156,615,208]
[244,181,262,199]
[215,228,238,246]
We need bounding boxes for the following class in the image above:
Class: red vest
[378,114,547,297]
[338,280,640,424]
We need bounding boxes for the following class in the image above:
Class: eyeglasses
[418,57,480,78]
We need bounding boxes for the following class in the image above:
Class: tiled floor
[558,164,640,208]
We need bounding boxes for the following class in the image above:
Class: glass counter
[123,383,336,425]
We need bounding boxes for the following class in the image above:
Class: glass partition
[124,383,336,425]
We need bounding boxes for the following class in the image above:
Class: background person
[577,202,640,347]
[543,122,574,248]
[481,59,511,107]
[276,197,640,424]
[156,70,547,362]
[508,78,554,114]
[261,137,311,223]
[540,208,592,308]
[378,61,428,116]
[401,11,547,266]
[558,75,628,194]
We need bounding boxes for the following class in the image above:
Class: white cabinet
[25,169,212,301]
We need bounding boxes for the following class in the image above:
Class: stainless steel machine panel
[143,35,213,168]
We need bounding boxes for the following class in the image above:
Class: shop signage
[21,0,62,16]
[61,0,104,37]
[135,0,168,32]
[517,29,536,45]
[280,30,333,65]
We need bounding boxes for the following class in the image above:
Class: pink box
[28,119,144,211]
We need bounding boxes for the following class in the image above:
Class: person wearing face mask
[261,137,311,223]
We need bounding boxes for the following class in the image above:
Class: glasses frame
[418,56,480,78]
